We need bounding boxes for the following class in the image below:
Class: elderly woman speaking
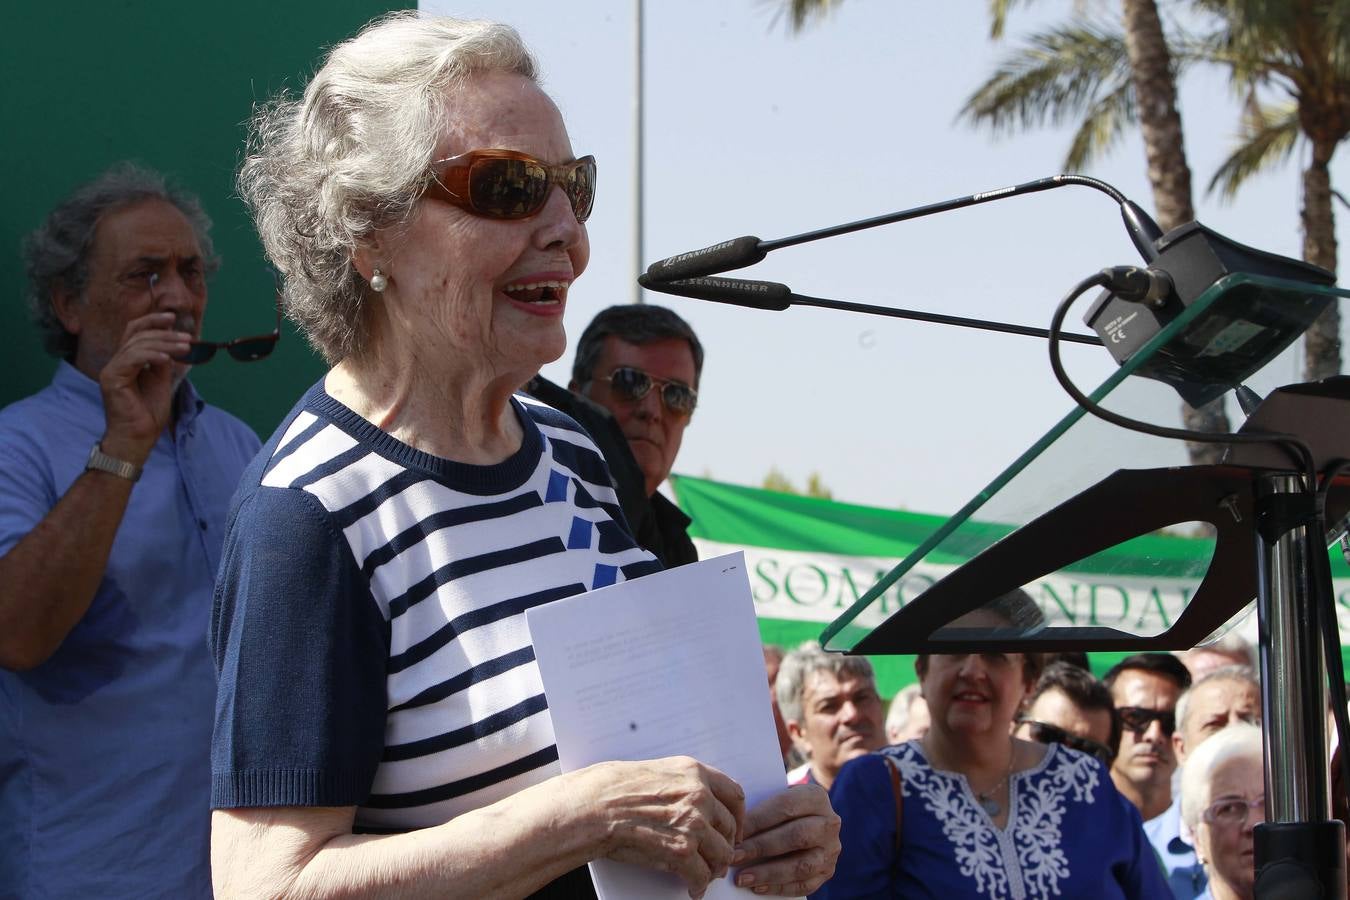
[209,13,839,900]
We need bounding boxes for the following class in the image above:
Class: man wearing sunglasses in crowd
[1014,661,1120,767]
[1144,665,1262,899]
[527,303,703,568]
[0,163,264,897]
[1104,653,1194,826]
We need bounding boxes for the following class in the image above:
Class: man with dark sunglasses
[1013,661,1120,766]
[0,164,261,897]
[1103,653,1193,826]
[568,304,703,568]
[525,304,705,569]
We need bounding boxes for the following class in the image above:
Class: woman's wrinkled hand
[579,756,746,899]
[731,783,841,896]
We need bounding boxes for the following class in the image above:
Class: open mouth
[502,280,568,306]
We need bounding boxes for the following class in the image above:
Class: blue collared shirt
[1145,796,1209,899]
[0,362,259,899]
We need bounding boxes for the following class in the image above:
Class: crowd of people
[0,9,1336,900]
[756,630,1282,899]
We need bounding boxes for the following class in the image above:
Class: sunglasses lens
[608,367,652,401]
[567,159,596,222]
[1028,722,1065,744]
[660,384,696,415]
[177,342,217,364]
[1119,707,1175,736]
[470,157,550,219]
[226,337,279,362]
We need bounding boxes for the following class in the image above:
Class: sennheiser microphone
[638,274,791,310]
[643,235,766,281]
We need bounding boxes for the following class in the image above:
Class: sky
[427,0,1350,516]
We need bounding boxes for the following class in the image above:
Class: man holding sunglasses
[1104,653,1194,825]
[0,164,262,898]
[564,303,704,568]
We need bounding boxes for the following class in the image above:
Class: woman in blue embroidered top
[207,12,839,900]
[820,591,1171,899]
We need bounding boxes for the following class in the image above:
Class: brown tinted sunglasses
[424,149,596,222]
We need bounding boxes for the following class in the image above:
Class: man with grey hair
[776,641,886,789]
[0,163,260,897]
[1145,664,1262,899]
[565,303,704,568]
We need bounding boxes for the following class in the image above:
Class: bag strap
[884,756,903,852]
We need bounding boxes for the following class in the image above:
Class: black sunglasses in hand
[1018,718,1116,765]
[152,273,282,365]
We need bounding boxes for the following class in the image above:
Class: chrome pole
[1255,473,1327,823]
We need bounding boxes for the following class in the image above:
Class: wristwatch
[85,442,142,482]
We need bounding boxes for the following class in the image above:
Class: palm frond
[988,0,1037,39]
[776,0,844,33]
[1063,78,1136,170]
[960,19,1132,135]
[1207,99,1300,199]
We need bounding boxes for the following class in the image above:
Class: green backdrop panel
[1,2,406,438]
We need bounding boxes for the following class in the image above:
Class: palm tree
[1193,0,1350,381]
[962,0,1230,462]
[967,0,1350,382]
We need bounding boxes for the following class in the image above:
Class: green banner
[671,473,1350,697]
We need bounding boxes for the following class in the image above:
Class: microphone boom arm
[638,274,1103,346]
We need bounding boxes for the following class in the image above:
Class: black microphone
[643,235,766,281]
[638,274,791,311]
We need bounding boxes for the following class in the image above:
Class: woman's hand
[732,784,841,896]
[577,756,746,899]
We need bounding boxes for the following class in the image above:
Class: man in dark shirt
[532,304,703,568]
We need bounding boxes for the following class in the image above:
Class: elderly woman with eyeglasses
[208,13,839,900]
[818,591,1168,898]
[1180,724,1265,900]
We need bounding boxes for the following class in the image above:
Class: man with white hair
[1146,665,1262,899]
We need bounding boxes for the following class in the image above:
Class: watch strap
[86,442,142,482]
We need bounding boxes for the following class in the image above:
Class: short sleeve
[210,484,389,809]
[817,753,898,899]
[0,417,58,558]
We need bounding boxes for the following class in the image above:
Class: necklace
[973,742,1017,818]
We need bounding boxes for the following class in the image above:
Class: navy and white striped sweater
[209,382,662,832]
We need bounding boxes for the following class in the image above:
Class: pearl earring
[370,267,388,292]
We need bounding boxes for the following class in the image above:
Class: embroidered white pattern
[891,743,1101,898]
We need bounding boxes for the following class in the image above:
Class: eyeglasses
[1202,795,1264,827]
[425,149,596,222]
[152,273,281,365]
[600,366,698,416]
[1117,706,1176,738]
[1017,718,1115,766]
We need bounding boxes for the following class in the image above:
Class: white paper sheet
[526,551,789,899]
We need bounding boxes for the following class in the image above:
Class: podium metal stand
[821,274,1350,898]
